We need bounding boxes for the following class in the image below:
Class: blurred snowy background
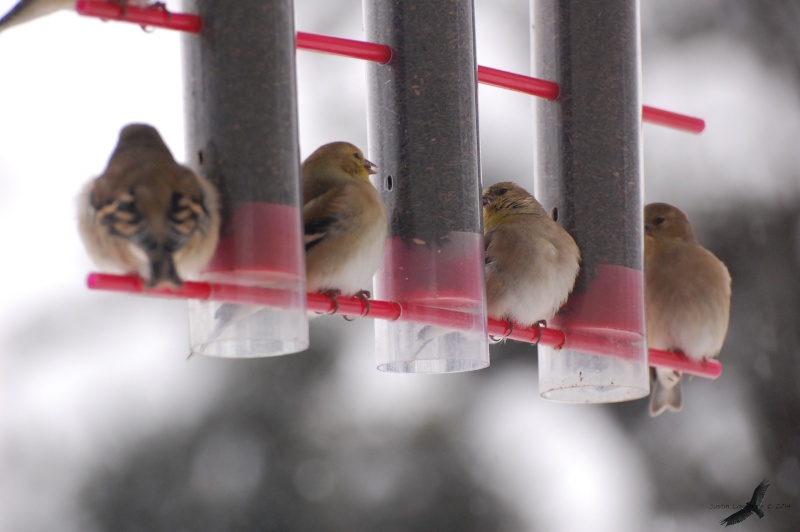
[1,0,798,530]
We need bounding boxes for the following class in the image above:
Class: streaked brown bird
[644,202,731,416]
[78,123,221,289]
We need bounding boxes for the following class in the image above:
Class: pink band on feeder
[375,234,485,304]
[205,202,304,280]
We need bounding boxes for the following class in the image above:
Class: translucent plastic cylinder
[364,0,489,373]
[183,0,308,357]
[533,0,649,402]
[540,266,648,402]
[374,233,487,373]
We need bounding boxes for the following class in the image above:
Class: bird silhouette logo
[719,479,770,527]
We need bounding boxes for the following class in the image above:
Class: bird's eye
[654,216,666,225]
[353,152,362,160]
[497,187,508,195]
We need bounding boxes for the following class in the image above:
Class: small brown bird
[302,141,387,299]
[482,181,580,328]
[644,202,731,416]
[78,123,221,289]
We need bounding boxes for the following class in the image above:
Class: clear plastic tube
[365,0,489,373]
[374,233,488,373]
[533,0,649,402]
[183,0,308,358]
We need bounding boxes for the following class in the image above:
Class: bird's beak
[364,159,378,175]
[644,224,653,235]
[481,194,491,206]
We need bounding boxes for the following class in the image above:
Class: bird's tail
[649,370,683,417]
[754,507,764,519]
[147,253,183,289]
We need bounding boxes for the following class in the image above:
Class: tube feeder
[364,0,489,373]
[533,0,650,402]
[182,0,308,358]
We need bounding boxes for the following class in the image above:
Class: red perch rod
[87,273,721,379]
[297,31,392,63]
[71,5,705,134]
[76,0,203,33]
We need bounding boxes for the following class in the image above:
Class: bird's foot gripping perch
[531,320,546,345]
[489,320,514,343]
[318,289,342,315]
[342,289,371,321]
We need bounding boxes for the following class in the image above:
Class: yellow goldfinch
[482,181,580,328]
[302,141,387,301]
[644,202,731,416]
[78,123,221,289]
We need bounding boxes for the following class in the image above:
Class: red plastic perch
[478,65,560,100]
[76,0,202,33]
[292,35,704,133]
[87,273,722,380]
[297,31,392,64]
[74,3,705,134]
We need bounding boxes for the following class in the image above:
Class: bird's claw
[342,289,371,321]
[135,2,172,32]
[356,290,371,316]
[489,320,514,343]
[322,289,341,315]
[531,320,546,345]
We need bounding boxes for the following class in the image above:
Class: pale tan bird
[482,182,581,329]
[0,0,148,34]
[302,141,387,303]
[78,123,221,289]
[644,202,731,416]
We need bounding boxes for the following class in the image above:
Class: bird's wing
[750,478,770,506]
[160,190,210,253]
[94,185,205,255]
[719,508,753,526]
[302,184,346,251]
[483,231,494,266]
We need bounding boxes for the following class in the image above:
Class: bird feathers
[482,181,580,327]
[302,142,387,296]
[645,202,731,416]
[79,123,220,289]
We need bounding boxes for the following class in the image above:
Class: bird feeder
[364,0,490,373]
[533,0,650,402]
[77,2,718,389]
[182,0,308,358]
